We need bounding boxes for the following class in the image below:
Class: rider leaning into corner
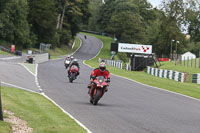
[88,62,110,93]
[68,58,80,77]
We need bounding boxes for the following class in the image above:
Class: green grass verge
[159,60,200,74]
[158,60,200,82]
[21,63,36,75]
[1,86,86,133]
[82,32,200,100]
[72,36,81,52]
[49,37,81,59]
[0,120,12,133]
[0,50,12,55]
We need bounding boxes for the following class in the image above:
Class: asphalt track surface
[37,34,200,133]
[0,55,38,92]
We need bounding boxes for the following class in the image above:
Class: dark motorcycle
[68,65,78,83]
[64,59,71,69]
[89,76,108,105]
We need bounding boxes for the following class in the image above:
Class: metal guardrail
[81,30,112,37]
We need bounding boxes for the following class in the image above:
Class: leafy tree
[55,0,90,46]
[107,11,145,43]
[28,0,57,48]
[185,0,200,42]
[85,0,102,31]
[0,0,35,49]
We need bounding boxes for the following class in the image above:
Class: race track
[38,34,200,133]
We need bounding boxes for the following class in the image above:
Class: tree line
[0,0,200,58]
[0,0,90,50]
[85,0,200,57]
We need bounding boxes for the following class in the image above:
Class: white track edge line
[50,36,83,61]
[41,93,92,133]
[0,81,92,133]
[81,37,200,103]
[18,63,36,76]
[35,56,92,132]
[1,81,39,94]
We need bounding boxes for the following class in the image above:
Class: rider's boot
[105,87,108,92]
[87,84,91,94]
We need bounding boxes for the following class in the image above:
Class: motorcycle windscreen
[96,76,105,85]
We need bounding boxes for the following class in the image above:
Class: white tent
[181,52,196,60]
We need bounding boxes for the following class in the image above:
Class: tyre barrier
[147,66,187,83]
[192,74,200,84]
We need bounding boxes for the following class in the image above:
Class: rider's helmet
[73,59,78,63]
[66,56,70,60]
[99,62,106,72]
[70,56,74,60]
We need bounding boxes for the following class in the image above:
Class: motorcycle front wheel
[93,89,100,105]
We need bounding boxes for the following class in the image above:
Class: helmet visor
[100,67,105,71]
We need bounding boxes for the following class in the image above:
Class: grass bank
[0,50,12,55]
[82,32,200,100]
[158,60,200,82]
[0,86,86,133]
[49,36,81,59]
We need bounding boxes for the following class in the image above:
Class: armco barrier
[147,66,187,83]
[192,74,200,84]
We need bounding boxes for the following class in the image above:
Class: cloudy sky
[148,0,163,7]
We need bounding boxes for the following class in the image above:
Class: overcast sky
[148,0,163,7]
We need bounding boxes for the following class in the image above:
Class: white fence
[99,58,123,69]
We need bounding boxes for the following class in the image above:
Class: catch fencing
[147,66,187,83]
[99,58,123,69]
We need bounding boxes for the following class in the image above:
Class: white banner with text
[118,43,152,54]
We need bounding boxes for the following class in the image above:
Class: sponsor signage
[118,43,152,54]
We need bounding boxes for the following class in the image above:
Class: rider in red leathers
[88,62,110,93]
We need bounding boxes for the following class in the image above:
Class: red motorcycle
[68,65,78,83]
[89,76,109,105]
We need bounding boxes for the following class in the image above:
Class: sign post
[0,81,3,121]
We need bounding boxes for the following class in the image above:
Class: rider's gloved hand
[106,78,110,83]
[90,75,96,80]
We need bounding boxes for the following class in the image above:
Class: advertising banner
[118,43,152,54]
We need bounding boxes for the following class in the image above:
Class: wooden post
[0,81,3,121]
[184,57,185,66]
[191,58,192,67]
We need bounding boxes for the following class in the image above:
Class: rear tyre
[90,98,93,104]
[69,78,73,83]
[69,73,75,83]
